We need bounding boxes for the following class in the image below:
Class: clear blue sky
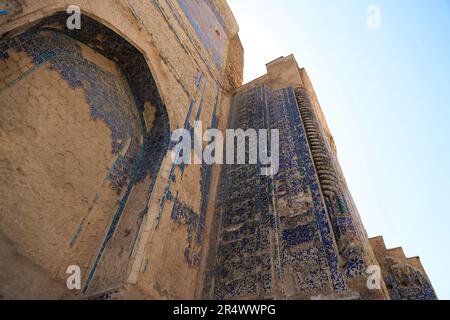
[228,0,450,299]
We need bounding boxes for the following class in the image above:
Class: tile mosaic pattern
[0,13,170,294]
[156,76,221,266]
[170,195,201,267]
[197,81,221,244]
[294,88,367,280]
[210,85,271,299]
[272,87,346,294]
[383,260,437,300]
[1,13,169,194]
[155,74,204,227]
[206,85,354,299]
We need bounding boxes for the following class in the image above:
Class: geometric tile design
[384,262,438,300]
[205,85,352,299]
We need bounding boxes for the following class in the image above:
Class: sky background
[227,0,450,299]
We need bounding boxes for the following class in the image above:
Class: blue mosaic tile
[0,13,170,294]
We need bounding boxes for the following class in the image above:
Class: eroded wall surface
[204,56,390,300]
[370,237,437,300]
[0,19,169,298]
[0,32,119,299]
[0,0,436,301]
[0,0,243,299]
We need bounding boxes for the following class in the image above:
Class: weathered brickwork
[0,14,171,295]
[370,237,437,300]
[0,1,436,300]
[0,0,242,299]
[206,85,350,299]
[203,55,436,300]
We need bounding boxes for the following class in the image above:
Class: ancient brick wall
[0,31,120,299]
[0,19,169,297]
[204,56,390,300]
[0,1,436,301]
[0,0,243,299]
[370,237,437,300]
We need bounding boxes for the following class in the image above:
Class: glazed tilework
[294,87,368,280]
[273,87,346,293]
[206,85,354,299]
[197,82,221,244]
[204,0,230,35]
[0,13,170,294]
[1,1,437,300]
[170,195,201,267]
[155,76,221,264]
[157,75,220,267]
[1,13,169,194]
[209,86,270,299]
[176,0,227,67]
[383,263,437,300]
[156,74,203,226]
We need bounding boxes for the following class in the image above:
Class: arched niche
[0,12,169,298]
